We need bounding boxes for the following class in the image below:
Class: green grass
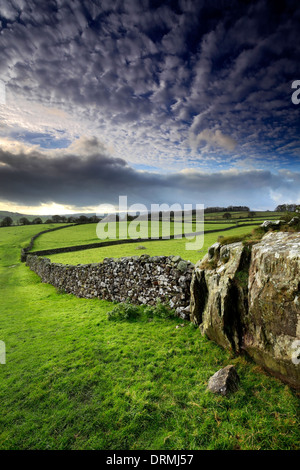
[0,225,299,450]
[204,211,283,221]
[48,224,261,265]
[31,221,243,252]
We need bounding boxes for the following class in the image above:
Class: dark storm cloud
[0,143,299,208]
[1,0,300,165]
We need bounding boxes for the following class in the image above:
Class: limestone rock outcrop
[260,220,285,230]
[191,231,300,389]
[245,231,300,388]
[190,241,250,353]
[288,216,300,227]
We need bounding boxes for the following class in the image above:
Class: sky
[0,0,299,214]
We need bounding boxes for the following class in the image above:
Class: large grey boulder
[207,242,221,260]
[190,241,250,353]
[245,231,300,389]
[191,231,300,389]
[288,217,300,226]
[260,220,285,230]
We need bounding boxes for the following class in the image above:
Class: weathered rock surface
[207,365,240,395]
[175,304,191,320]
[245,231,300,389]
[288,217,300,226]
[260,220,285,230]
[190,241,250,353]
[191,231,300,389]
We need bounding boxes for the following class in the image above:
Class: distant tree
[32,217,43,224]
[19,217,30,225]
[275,204,300,212]
[1,216,13,227]
[78,215,88,223]
[45,219,53,224]
[51,215,63,223]
[67,216,77,223]
[247,211,256,218]
[222,212,231,220]
[89,215,100,223]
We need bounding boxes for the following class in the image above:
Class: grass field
[30,221,237,251]
[29,212,283,254]
[204,211,283,220]
[47,224,261,265]
[0,224,299,450]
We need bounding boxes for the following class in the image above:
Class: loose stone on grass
[207,365,240,396]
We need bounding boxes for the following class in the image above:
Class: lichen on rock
[207,365,240,395]
[245,231,300,388]
[191,231,300,389]
[190,241,249,353]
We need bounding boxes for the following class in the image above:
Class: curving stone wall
[26,254,194,317]
[20,224,78,261]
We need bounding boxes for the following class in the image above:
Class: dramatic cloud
[0,1,299,211]
[0,138,299,210]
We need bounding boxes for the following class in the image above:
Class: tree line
[204,205,250,213]
[0,214,103,227]
[275,204,300,212]
[1,207,257,228]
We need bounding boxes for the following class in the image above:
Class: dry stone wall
[20,224,78,261]
[26,254,194,316]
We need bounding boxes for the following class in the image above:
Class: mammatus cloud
[0,137,299,211]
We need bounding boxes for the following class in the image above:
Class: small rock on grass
[207,365,240,396]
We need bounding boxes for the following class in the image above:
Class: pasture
[0,222,299,450]
[46,224,261,265]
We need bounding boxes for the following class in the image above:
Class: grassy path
[0,226,299,450]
